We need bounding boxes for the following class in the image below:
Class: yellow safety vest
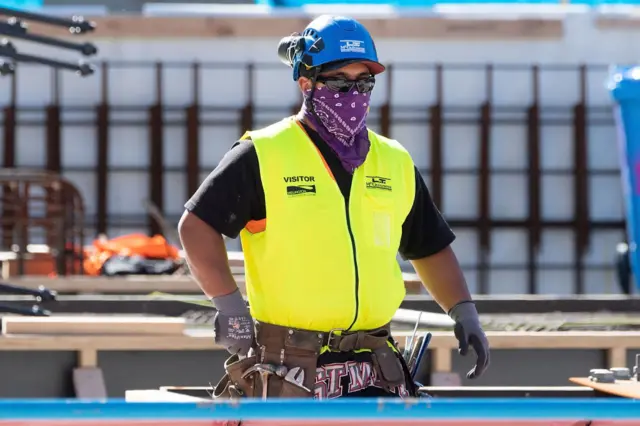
[239,117,416,332]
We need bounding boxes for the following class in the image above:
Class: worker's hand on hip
[448,301,490,379]
[210,289,255,356]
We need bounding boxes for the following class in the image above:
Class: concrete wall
[1,10,638,293]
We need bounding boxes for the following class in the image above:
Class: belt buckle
[327,328,345,351]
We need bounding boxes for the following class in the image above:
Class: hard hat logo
[340,40,366,54]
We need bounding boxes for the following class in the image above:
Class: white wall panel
[540,125,573,170]
[489,230,528,265]
[63,171,97,216]
[443,125,479,170]
[199,123,241,168]
[490,174,528,220]
[537,230,575,265]
[390,123,429,170]
[492,68,533,106]
[390,68,438,107]
[541,175,574,220]
[490,125,527,169]
[61,125,96,168]
[488,270,528,294]
[107,172,147,216]
[15,125,46,167]
[536,270,575,295]
[442,175,477,219]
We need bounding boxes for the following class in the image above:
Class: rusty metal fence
[0,61,625,293]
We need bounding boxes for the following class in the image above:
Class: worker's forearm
[178,211,238,299]
[410,246,473,313]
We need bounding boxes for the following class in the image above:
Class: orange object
[569,377,640,400]
[83,233,180,276]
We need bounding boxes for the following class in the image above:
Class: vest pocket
[372,210,392,248]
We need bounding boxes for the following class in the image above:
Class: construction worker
[178,15,490,399]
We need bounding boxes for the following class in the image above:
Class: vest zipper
[344,200,359,332]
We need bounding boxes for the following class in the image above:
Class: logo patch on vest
[285,176,316,197]
[366,176,392,191]
[287,185,316,196]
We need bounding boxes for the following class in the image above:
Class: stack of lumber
[1,315,186,335]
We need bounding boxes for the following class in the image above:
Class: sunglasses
[315,75,376,94]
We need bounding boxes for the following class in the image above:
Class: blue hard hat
[277,15,385,81]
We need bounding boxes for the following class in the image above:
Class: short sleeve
[398,167,456,260]
[184,140,266,239]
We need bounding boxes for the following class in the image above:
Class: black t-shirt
[185,121,455,398]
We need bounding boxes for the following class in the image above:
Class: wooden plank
[596,16,640,30]
[608,347,628,369]
[78,349,98,367]
[7,276,236,295]
[0,334,217,350]
[569,377,640,399]
[20,16,563,41]
[0,331,638,354]
[2,316,186,335]
[7,272,423,295]
[125,389,210,402]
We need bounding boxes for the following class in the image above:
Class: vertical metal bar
[429,64,443,209]
[96,61,109,236]
[47,68,62,173]
[573,64,589,294]
[477,64,493,295]
[2,74,17,248]
[52,179,65,275]
[526,65,541,295]
[148,62,164,236]
[379,65,392,137]
[240,63,254,135]
[46,68,62,253]
[16,182,28,277]
[186,61,200,197]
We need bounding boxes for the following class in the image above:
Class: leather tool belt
[212,321,416,399]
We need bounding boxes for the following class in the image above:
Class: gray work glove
[448,301,490,379]
[211,289,254,357]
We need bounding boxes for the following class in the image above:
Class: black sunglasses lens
[324,79,351,92]
[323,78,375,93]
[356,79,375,93]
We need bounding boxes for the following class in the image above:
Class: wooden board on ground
[569,377,640,399]
[125,389,210,402]
[2,316,186,335]
[7,272,423,295]
[394,308,454,328]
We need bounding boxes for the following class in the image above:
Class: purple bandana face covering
[298,86,371,173]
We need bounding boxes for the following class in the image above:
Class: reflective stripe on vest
[239,117,416,332]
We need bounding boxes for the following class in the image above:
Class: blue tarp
[0,0,42,10]
[610,65,640,292]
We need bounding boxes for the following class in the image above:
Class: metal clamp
[326,328,345,351]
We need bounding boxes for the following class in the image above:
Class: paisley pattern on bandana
[312,88,369,145]
[299,86,371,174]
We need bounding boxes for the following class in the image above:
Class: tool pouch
[277,377,313,398]
[371,345,406,389]
[211,353,259,399]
